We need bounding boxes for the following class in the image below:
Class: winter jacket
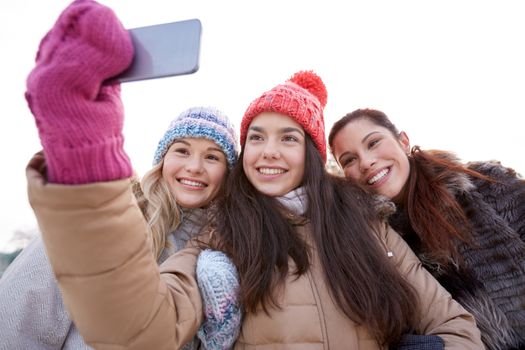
[389,158,525,350]
[26,156,484,349]
[0,181,234,350]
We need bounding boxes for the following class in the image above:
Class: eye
[340,156,356,168]
[282,135,299,142]
[173,147,190,156]
[368,138,380,149]
[205,154,220,161]
[248,133,263,141]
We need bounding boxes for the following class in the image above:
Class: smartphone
[115,19,202,83]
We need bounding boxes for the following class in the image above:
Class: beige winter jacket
[26,155,484,349]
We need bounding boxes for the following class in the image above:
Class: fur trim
[370,194,396,220]
[459,291,524,350]
[468,160,523,179]
[426,150,476,194]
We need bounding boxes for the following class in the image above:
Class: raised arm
[27,152,203,349]
[23,0,205,347]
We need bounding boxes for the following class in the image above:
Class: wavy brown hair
[212,136,419,345]
[329,108,492,264]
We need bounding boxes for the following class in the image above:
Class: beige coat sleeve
[26,153,203,350]
[381,225,485,349]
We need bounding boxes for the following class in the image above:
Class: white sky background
[0,0,524,252]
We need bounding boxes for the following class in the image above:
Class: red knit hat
[240,70,328,161]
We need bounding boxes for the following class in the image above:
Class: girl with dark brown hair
[329,108,525,350]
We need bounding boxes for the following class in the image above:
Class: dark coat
[389,159,525,350]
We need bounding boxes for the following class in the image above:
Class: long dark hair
[329,108,490,264]
[213,135,419,345]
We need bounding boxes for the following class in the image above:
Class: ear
[398,131,411,154]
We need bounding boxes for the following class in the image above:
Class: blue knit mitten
[394,334,444,350]
[196,249,242,349]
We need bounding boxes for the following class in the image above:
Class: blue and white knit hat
[153,107,238,168]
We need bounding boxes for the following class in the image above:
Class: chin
[258,188,285,197]
[178,198,205,209]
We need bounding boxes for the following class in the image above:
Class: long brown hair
[329,108,490,264]
[213,135,419,345]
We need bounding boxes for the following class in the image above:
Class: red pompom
[288,70,327,108]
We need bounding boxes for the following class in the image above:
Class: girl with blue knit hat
[1,104,241,350]
[0,2,241,344]
[133,106,242,349]
[138,106,238,260]
[22,0,482,349]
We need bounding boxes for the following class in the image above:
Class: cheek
[343,167,361,182]
[242,154,249,168]
[162,158,185,184]
[399,157,411,183]
[242,148,256,169]
[161,162,173,183]
[212,168,227,186]
[294,161,305,183]
[295,157,306,180]
[207,165,228,190]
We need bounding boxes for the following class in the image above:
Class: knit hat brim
[240,71,327,161]
[153,107,238,168]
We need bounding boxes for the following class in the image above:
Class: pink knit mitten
[25,0,134,184]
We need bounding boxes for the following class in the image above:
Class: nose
[359,153,376,172]
[185,155,204,174]
[263,150,280,159]
[262,141,281,160]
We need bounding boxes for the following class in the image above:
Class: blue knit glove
[196,249,242,349]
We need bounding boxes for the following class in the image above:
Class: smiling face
[162,137,228,209]
[242,112,306,197]
[331,118,411,202]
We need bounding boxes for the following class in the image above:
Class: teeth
[368,169,389,185]
[179,179,206,187]
[259,168,285,175]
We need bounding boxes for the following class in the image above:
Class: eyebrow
[361,131,381,144]
[249,125,305,136]
[172,140,224,154]
[207,146,224,153]
[172,139,191,146]
[283,127,305,136]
